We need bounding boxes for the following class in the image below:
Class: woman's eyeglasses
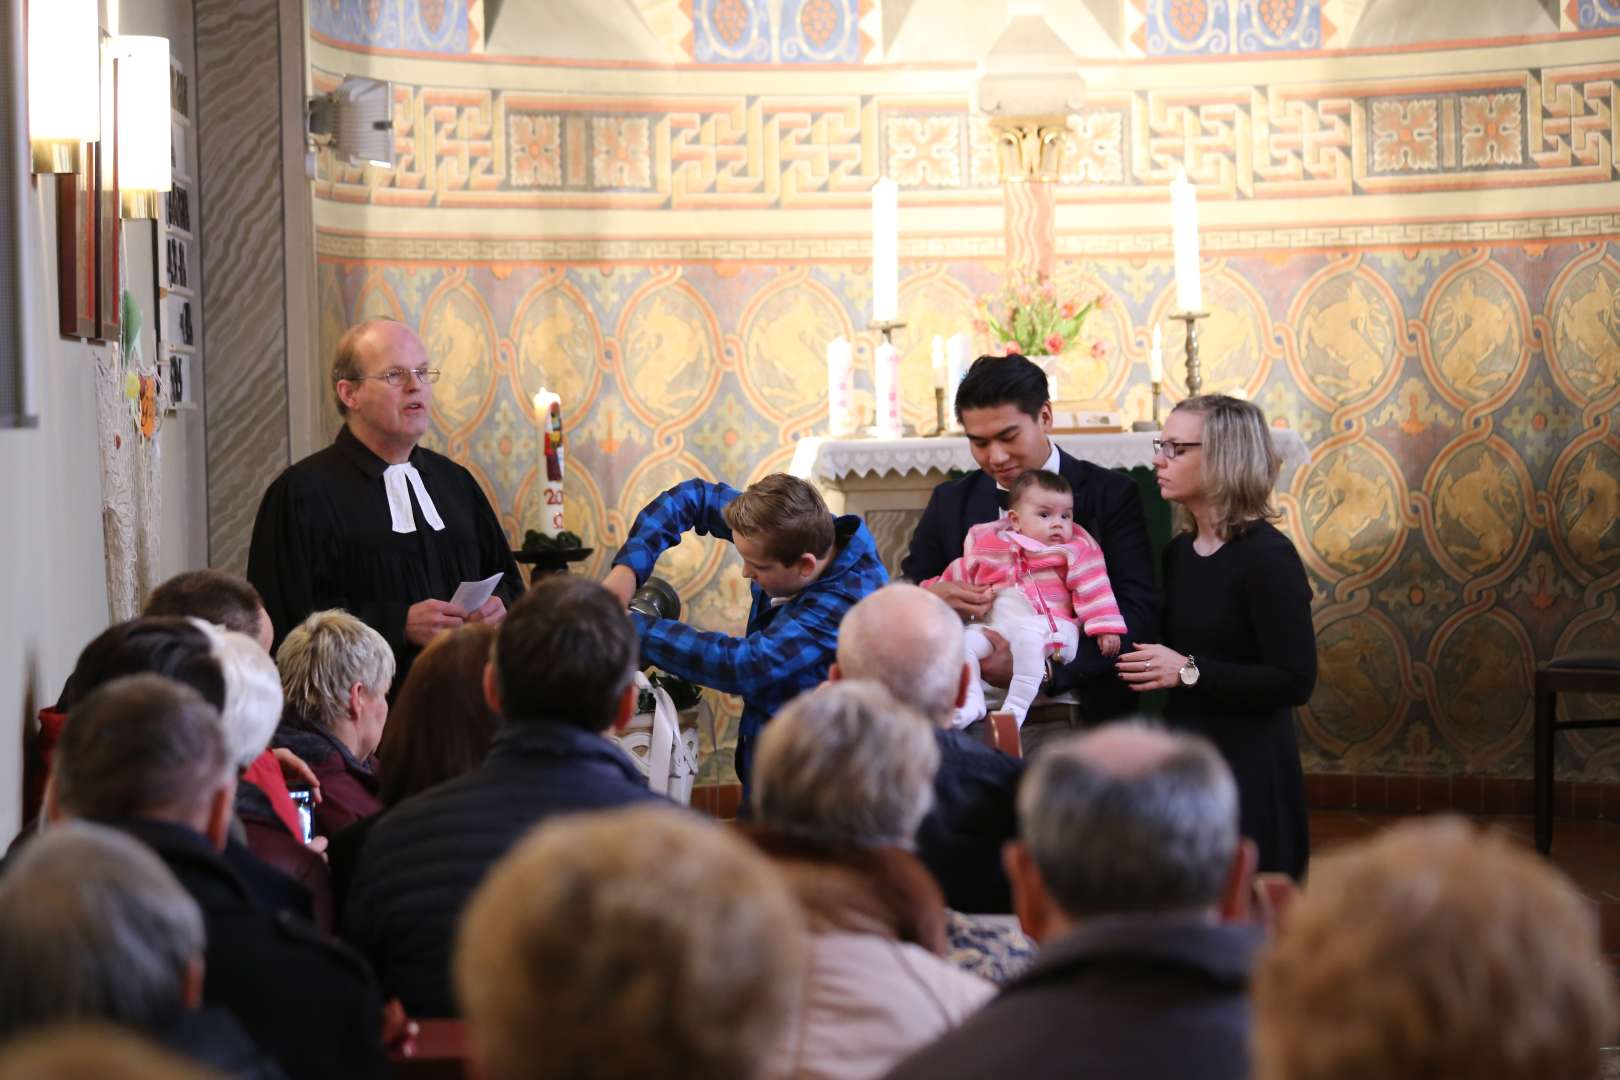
[1152,438,1202,460]
[349,367,441,387]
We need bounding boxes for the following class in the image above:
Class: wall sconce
[307,76,395,168]
[27,0,100,173]
[110,35,171,219]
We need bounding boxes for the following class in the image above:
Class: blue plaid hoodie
[611,478,888,751]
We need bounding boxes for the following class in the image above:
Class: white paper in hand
[450,572,505,617]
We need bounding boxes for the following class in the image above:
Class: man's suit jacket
[900,447,1159,721]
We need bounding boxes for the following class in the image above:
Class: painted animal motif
[1192,303,1255,385]
[1449,630,1515,731]
[625,296,708,412]
[1304,280,1391,398]
[1564,452,1620,566]
[519,301,590,406]
[1317,619,1390,725]
[1306,453,1395,570]
[1432,278,1514,397]
[748,294,823,411]
[424,302,489,424]
[1435,452,1518,569]
[1555,270,1620,392]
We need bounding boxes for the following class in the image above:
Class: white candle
[1149,325,1164,384]
[532,388,566,537]
[1171,166,1202,314]
[946,332,972,426]
[873,342,903,438]
[827,336,855,436]
[872,177,899,323]
[931,335,946,389]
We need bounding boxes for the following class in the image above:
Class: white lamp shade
[28,0,100,171]
[112,35,171,217]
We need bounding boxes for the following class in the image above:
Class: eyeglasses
[1152,438,1203,460]
[348,367,441,387]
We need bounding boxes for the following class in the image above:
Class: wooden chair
[1533,652,1620,854]
[984,710,1022,758]
[389,1018,471,1080]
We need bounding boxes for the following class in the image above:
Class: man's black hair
[493,577,638,731]
[57,618,226,713]
[953,353,1050,422]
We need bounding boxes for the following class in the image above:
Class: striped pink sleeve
[1066,538,1128,636]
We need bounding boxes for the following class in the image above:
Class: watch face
[1180,661,1200,687]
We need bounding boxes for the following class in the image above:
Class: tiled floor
[1310,811,1620,959]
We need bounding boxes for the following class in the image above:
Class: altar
[789,430,1312,576]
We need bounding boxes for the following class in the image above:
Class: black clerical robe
[247,427,523,686]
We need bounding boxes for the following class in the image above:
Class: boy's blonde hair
[722,473,835,566]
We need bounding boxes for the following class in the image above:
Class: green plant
[521,529,583,552]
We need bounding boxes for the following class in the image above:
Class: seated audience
[328,623,499,913]
[0,1025,221,1080]
[47,674,389,1080]
[377,622,500,808]
[20,617,325,925]
[885,723,1260,1080]
[273,610,395,837]
[143,569,275,651]
[0,821,284,1079]
[345,576,666,1017]
[832,584,1023,915]
[1253,817,1618,1080]
[745,680,994,1080]
[456,807,807,1080]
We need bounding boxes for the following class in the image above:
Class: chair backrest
[389,1018,471,1080]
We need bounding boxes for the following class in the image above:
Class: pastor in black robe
[247,426,523,687]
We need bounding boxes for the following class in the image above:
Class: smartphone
[288,787,316,845]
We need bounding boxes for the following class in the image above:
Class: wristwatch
[1178,655,1200,687]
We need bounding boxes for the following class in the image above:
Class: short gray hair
[752,680,940,848]
[196,619,285,768]
[276,609,396,734]
[836,584,966,724]
[0,822,204,1041]
[54,674,234,824]
[1020,722,1238,917]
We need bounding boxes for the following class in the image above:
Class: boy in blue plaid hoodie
[604,474,888,794]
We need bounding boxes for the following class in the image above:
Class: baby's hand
[1098,634,1121,657]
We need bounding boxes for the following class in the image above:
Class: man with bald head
[248,319,521,686]
[884,723,1261,1080]
[831,584,1023,913]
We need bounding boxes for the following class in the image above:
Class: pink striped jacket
[924,519,1128,638]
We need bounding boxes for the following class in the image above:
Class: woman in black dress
[1118,395,1317,878]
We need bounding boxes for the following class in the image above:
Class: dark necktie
[994,488,1009,512]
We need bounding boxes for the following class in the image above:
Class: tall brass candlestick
[932,387,948,436]
[1172,311,1209,397]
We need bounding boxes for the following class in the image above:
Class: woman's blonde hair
[1170,394,1281,540]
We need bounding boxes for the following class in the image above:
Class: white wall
[0,0,206,841]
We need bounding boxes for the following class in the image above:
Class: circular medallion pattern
[421,286,496,436]
[1299,445,1401,575]
[1425,269,1523,403]
[1552,441,1620,574]
[1549,258,1620,403]
[1302,614,1406,750]
[1431,611,1532,758]
[1163,276,1265,398]
[622,456,722,596]
[513,285,600,419]
[742,284,847,420]
[1298,273,1398,403]
[1432,443,1528,576]
[620,286,717,424]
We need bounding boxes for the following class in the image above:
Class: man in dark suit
[900,354,1159,750]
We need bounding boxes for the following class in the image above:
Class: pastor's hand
[404,599,466,647]
[467,595,507,626]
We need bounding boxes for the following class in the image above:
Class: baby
[924,469,1127,727]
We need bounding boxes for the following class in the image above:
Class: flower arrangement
[975,273,1109,360]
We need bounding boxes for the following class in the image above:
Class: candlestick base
[931,387,949,436]
[1170,312,1210,397]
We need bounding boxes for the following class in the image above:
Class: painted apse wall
[308,0,1620,785]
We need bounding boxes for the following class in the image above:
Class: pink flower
[1045,333,1065,355]
[972,319,989,334]
[1090,339,1108,359]
[1059,300,1078,319]
[1017,286,1034,307]
[1002,341,1019,356]
[1040,280,1057,301]
[1094,292,1111,310]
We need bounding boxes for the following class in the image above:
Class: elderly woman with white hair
[271,609,396,839]
[746,680,994,1080]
